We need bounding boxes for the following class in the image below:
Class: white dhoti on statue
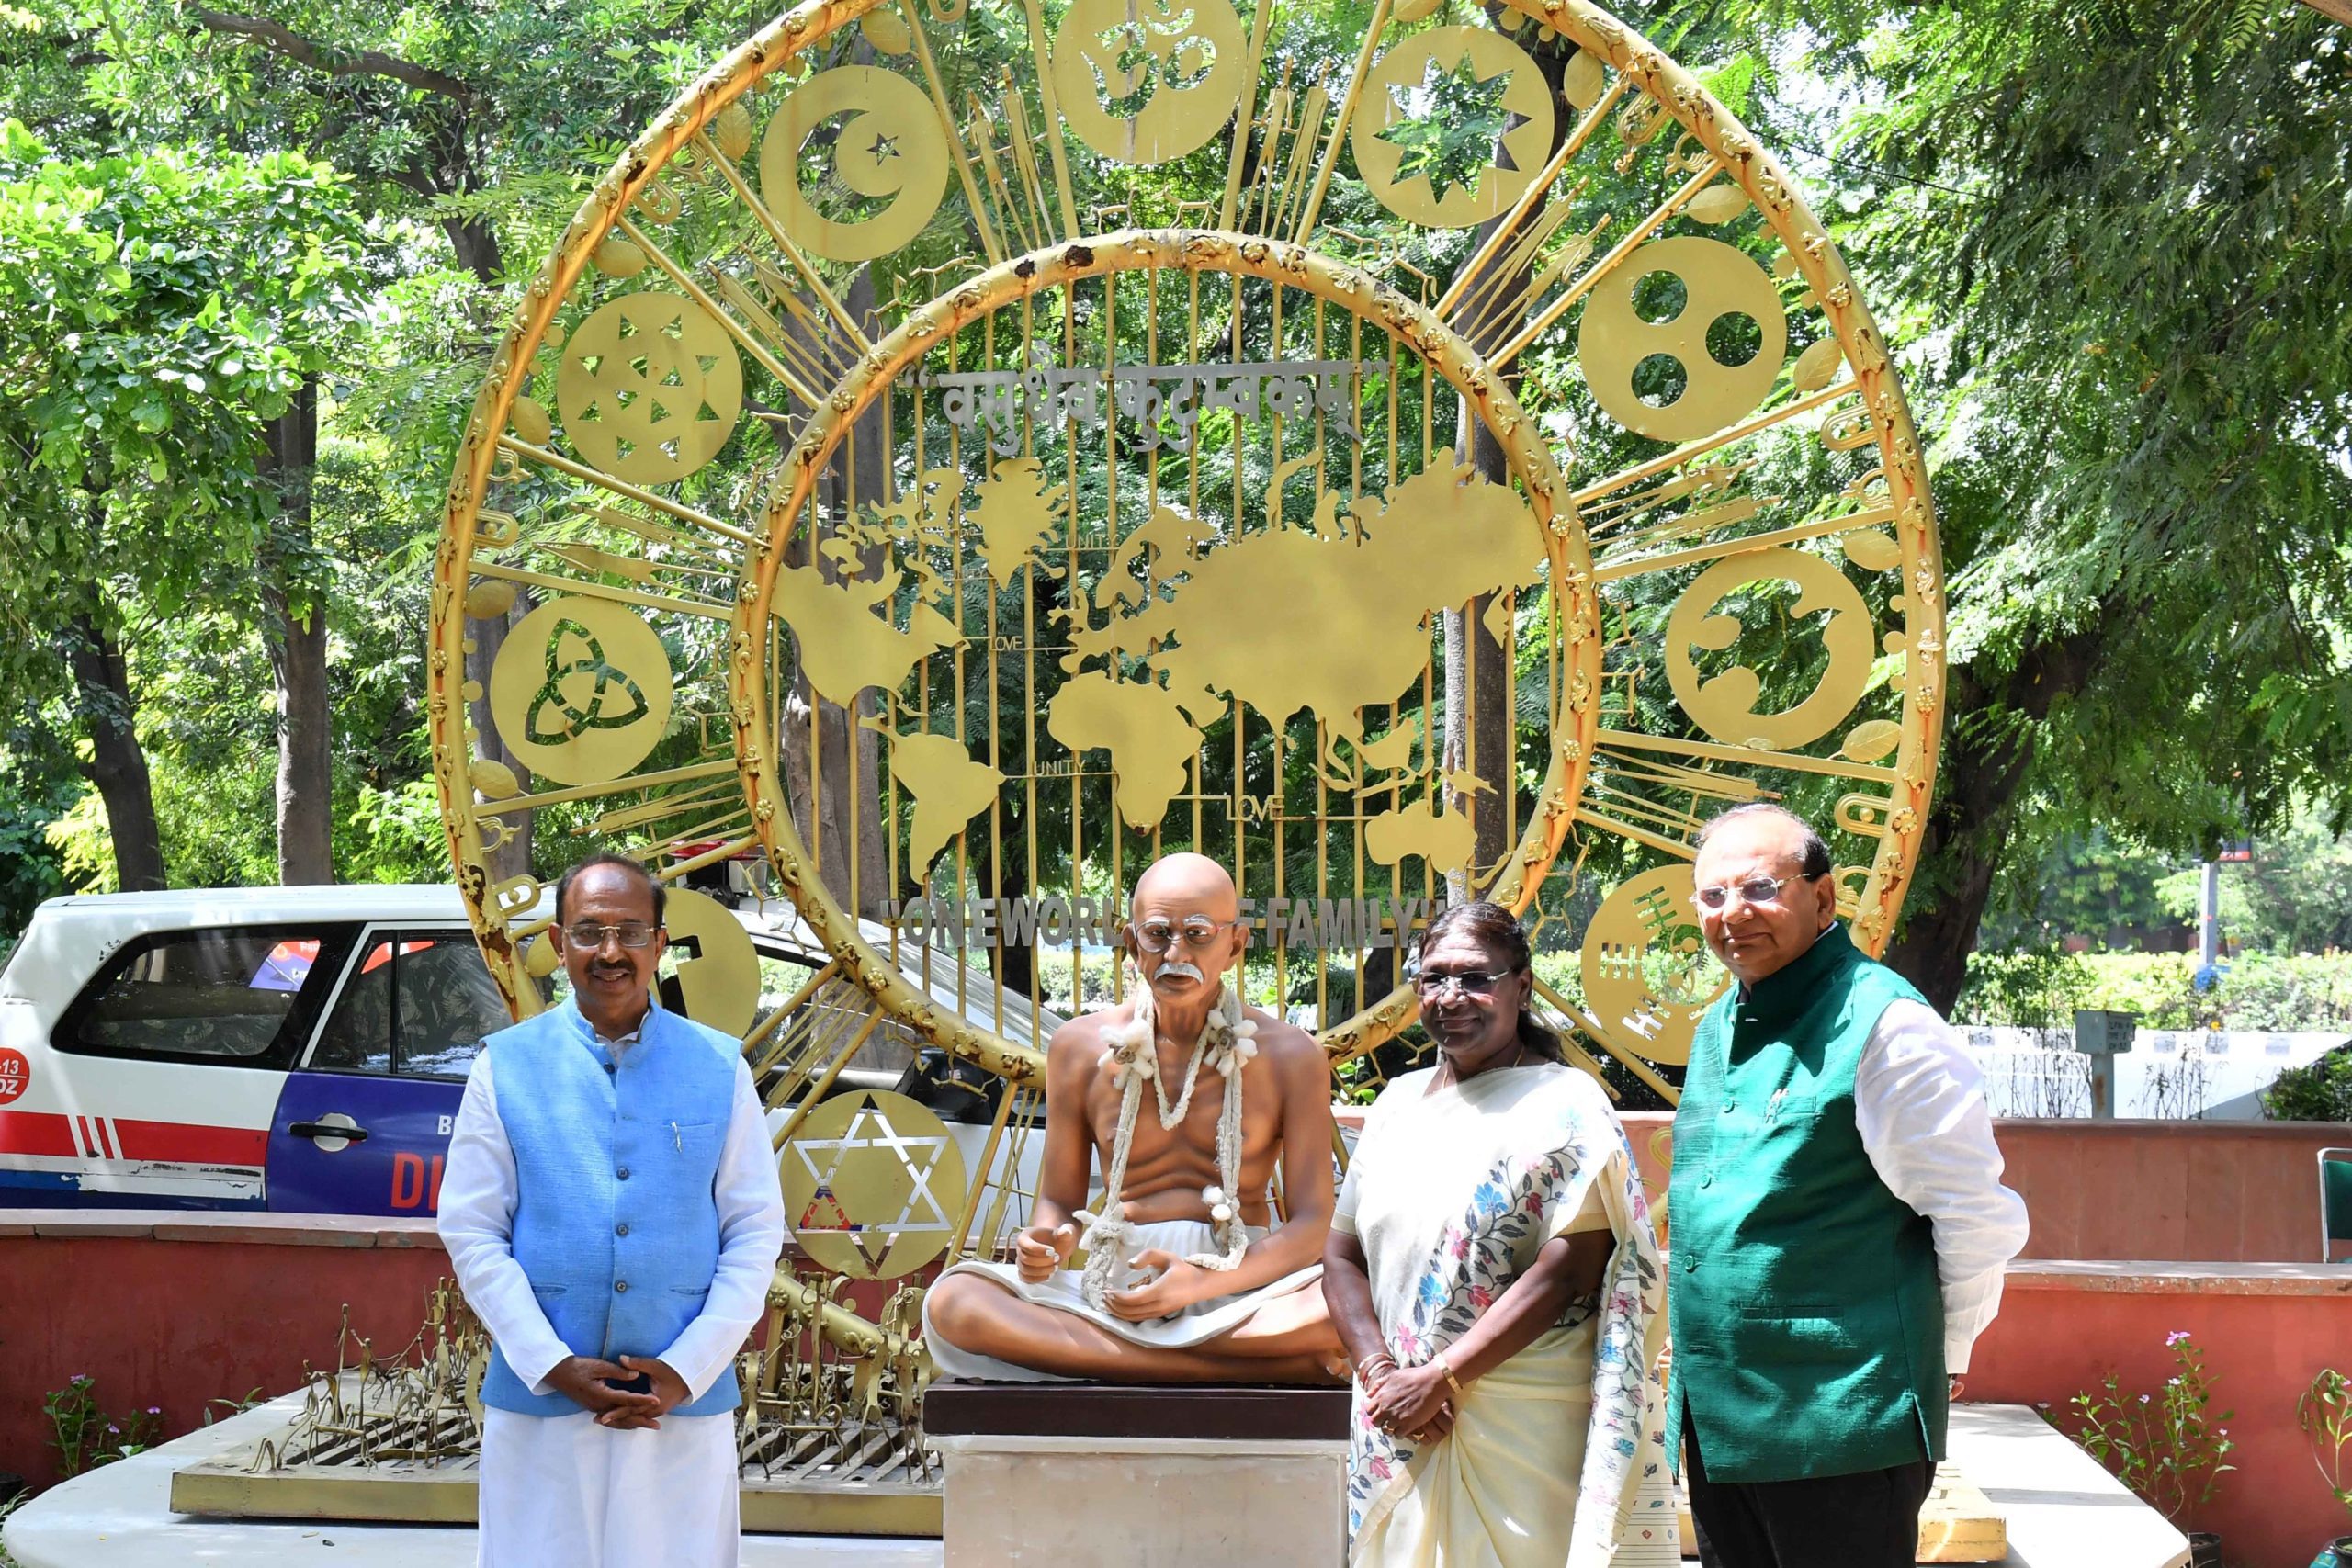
[924,1219,1322,1382]
[479,1407,741,1566]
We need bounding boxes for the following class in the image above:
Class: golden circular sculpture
[1351,26,1555,228]
[1051,0,1252,164]
[780,1088,969,1280]
[426,0,1948,1228]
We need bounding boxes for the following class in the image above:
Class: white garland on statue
[1073,960,1260,1312]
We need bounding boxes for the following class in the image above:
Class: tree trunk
[64,606,165,892]
[443,211,503,288]
[1881,621,2109,1011]
[448,162,530,884]
[780,268,890,919]
[1442,33,1574,898]
[465,599,534,886]
[261,379,333,885]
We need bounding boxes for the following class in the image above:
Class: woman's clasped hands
[1363,1357,1456,1445]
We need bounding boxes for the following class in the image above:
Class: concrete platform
[0,1390,938,1568]
[3,1396,2192,1567]
[926,1382,1352,1568]
[1943,1404,2189,1568]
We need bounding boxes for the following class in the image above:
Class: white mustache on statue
[1153,960,1206,984]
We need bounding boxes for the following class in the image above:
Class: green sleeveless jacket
[1666,923,1945,1483]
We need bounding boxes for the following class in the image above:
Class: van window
[58,927,355,1067]
[311,931,514,1080]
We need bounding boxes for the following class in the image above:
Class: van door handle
[289,1121,369,1144]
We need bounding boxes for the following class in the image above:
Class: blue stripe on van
[0,1168,267,1210]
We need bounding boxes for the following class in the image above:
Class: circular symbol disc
[1052,0,1250,164]
[1580,863,1729,1067]
[555,292,743,485]
[487,597,674,786]
[780,1089,968,1280]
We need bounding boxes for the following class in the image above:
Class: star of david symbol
[1374,51,1519,205]
[787,1101,954,1274]
[523,617,652,746]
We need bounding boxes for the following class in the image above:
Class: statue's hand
[1104,1249,1207,1321]
[1014,1221,1077,1282]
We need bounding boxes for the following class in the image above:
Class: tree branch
[191,10,479,108]
[2293,0,2352,25]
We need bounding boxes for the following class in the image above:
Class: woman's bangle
[1432,1353,1467,1400]
[1357,1352,1398,1386]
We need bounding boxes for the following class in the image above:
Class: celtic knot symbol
[524,618,651,745]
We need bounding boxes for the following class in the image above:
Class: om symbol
[1052,0,1248,165]
[1578,235,1787,442]
[761,67,950,263]
[1664,547,1873,751]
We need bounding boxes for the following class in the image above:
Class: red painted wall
[0,1213,451,1489]
[1617,1112,2349,1264]
[1970,1266,2352,1568]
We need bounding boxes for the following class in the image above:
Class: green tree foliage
[0,119,367,888]
[1696,0,2352,1005]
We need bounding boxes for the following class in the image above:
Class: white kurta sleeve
[656,1058,788,1401]
[1854,998,2031,1375]
[436,1054,574,1396]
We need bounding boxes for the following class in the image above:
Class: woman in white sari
[1323,901,1678,1567]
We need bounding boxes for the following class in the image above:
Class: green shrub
[2261,1047,2352,1122]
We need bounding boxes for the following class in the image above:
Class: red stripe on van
[112,1118,267,1166]
[0,1111,78,1157]
[0,1111,264,1167]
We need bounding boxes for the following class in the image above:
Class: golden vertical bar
[903,0,1007,265]
[1014,0,1080,238]
[1291,0,1396,243]
[1432,75,1631,319]
[1003,82,1060,254]
[1489,157,1728,370]
[1219,0,1282,231]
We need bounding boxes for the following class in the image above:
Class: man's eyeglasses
[564,921,659,949]
[1407,967,1513,1000]
[1690,873,1823,912]
[1132,918,1242,954]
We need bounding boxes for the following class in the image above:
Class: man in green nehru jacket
[1668,803,2028,1567]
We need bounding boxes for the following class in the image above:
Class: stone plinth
[924,1381,1352,1568]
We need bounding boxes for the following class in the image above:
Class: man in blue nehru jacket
[439,853,785,1566]
[1668,805,2028,1568]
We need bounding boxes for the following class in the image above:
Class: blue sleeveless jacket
[479,998,744,1417]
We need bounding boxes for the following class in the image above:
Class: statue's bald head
[1125,852,1247,1004]
[1130,852,1239,921]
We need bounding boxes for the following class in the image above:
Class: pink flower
[1451,1232,1474,1259]
[1523,1191,1544,1215]
[1469,1284,1495,1310]
[1370,1456,1393,1480]
[2165,1330,2191,1348]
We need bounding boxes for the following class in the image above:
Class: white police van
[0,885,1057,1216]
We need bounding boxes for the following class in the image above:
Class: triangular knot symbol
[524,616,651,744]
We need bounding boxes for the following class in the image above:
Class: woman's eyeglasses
[1408,967,1512,999]
[1690,873,1822,912]
[563,921,659,949]
[1131,918,1242,954]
